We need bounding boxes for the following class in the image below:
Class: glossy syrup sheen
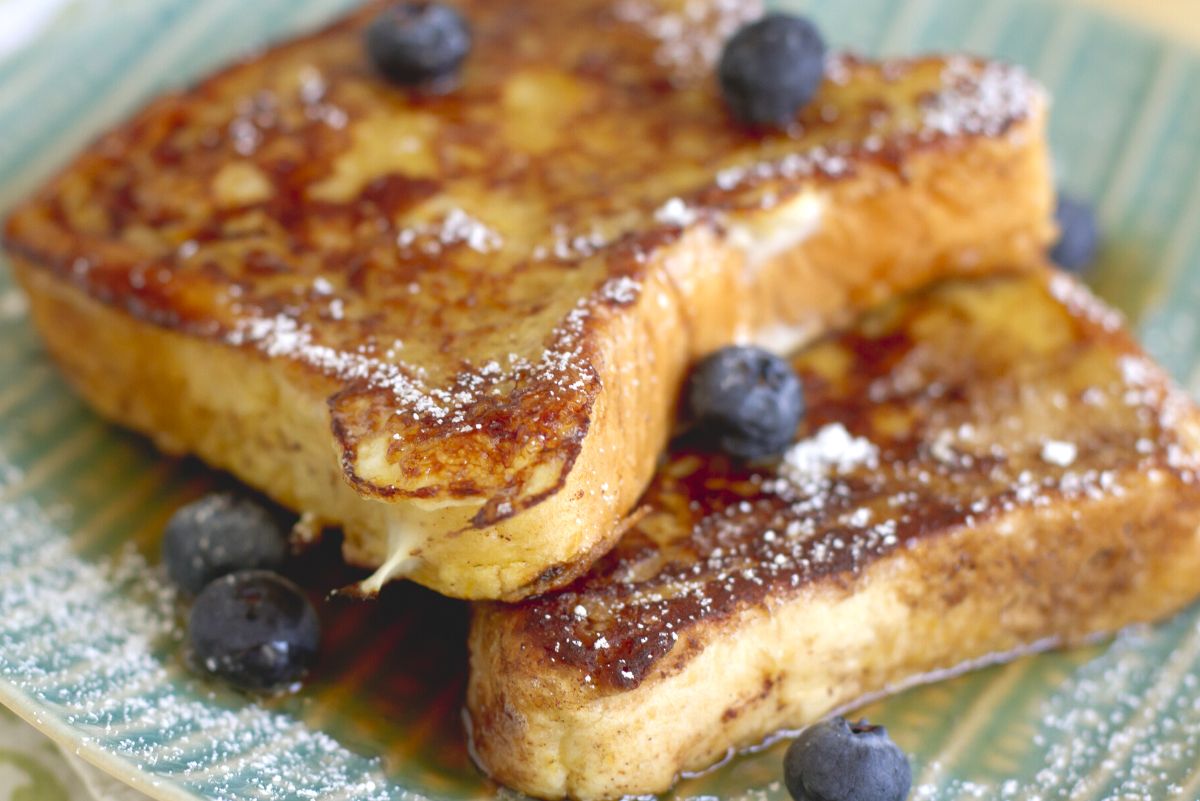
[4,0,1200,798]
[507,273,1200,689]
[1,0,1041,510]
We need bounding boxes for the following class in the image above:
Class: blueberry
[686,346,804,460]
[188,570,320,693]
[784,717,911,801]
[718,13,827,128]
[1049,194,1100,272]
[365,2,471,89]
[162,492,288,595]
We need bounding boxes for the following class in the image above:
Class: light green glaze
[0,707,86,800]
[0,1,1199,799]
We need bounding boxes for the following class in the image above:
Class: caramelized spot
[3,0,1042,511]
[510,276,1200,689]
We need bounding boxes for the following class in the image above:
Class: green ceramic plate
[3,0,1200,799]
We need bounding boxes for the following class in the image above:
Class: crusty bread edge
[7,106,1052,599]
[466,453,1200,799]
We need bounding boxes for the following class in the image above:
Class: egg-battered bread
[3,0,1053,600]
[467,272,1200,799]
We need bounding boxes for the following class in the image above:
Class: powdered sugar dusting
[296,65,349,130]
[0,501,405,801]
[227,313,454,421]
[654,197,700,228]
[614,0,757,82]
[599,276,642,306]
[519,275,1199,692]
[908,618,1200,801]
[224,289,602,429]
[710,56,1038,196]
[1041,439,1077,467]
[1050,272,1125,332]
[395,208,503,256]
[920,57,1041,138]
[709,144,853,196]
[532,224,613,262]
[773,424,880,495]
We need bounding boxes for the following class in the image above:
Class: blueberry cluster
[352,5,1100,797]
[163,492,320,693]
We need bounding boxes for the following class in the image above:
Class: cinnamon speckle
[514,278,1194,689]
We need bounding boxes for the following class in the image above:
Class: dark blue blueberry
[784,717,911,801]
[718,13,827,128]
[162,492,288,595]
[188,570,320,693]
[686,346,804,461]
[365,2,471,89]
[1049,194,1100,272]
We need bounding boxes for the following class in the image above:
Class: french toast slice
[467,271,1200,800]
[3,0,1054,600]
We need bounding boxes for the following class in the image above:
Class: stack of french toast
[6,0,1200,799]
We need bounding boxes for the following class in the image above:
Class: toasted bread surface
[4,0,1053,599]
[467,272,1200,799]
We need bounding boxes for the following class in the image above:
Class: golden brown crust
[3,0,1054,598]
[466,273,1200,798]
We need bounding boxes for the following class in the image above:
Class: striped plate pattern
[2,0,1200,799]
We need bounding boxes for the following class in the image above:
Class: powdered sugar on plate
[0,501,410,801]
